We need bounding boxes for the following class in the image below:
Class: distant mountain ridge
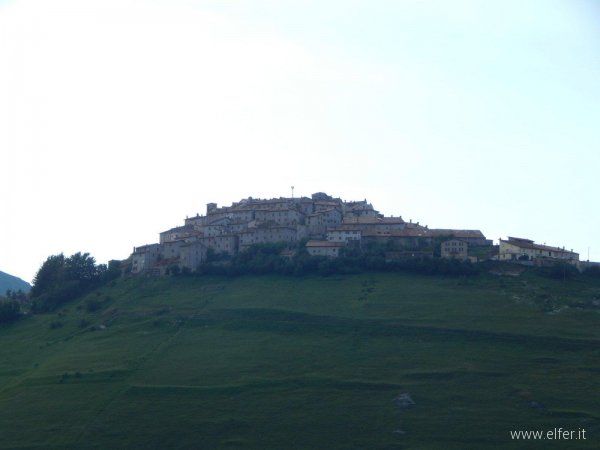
[0,270,31,294]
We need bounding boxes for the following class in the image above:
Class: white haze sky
[1,0,599,283]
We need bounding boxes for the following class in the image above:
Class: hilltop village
[130,192,580,275]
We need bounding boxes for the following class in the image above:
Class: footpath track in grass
[0,273,599,449]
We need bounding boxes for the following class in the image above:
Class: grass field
[1,269,599,449]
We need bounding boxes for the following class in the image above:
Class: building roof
[225,207,256,213]
[381,217,405,224]
[346,203,376,211]
[306,240,346,248]
[315,200,340,205]
[307,208,342,218]
[404,222,426,229]
[506,236,534,244]
[133,243,160,253]
[255,208,304,214]
[442,239,467,244]
[362,228,486,238]
[342,216,405,225]
[430,229,485,238]
[327,226,361,232]
[232,196,312,207]
[500,239,578,255]
[239,226,296,234]
[207,217,231,225]
[160,225,195,234]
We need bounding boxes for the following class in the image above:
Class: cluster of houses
[129,192,579,275]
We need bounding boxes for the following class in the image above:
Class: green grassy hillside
[1,271,599,449]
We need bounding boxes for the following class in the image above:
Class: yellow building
[499,237,578,262]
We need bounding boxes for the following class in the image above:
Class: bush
[85,298,103,312]
[49,321,64,329]
[84,294,113,312]
[167,265,181,276]
[537,262,578,280]
[583,266,600,278]
[194,243,479,278]
[0,300,21,325]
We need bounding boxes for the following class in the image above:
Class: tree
[5,289,26,301]
[30,252,111,312]
[102,259,122,282]
[65,252,98,287]
[31,254,66,298]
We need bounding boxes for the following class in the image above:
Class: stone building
[342,200,379,217]
[239,226,297,251]
[305,240,346,258]
[254,208,305,226]
[362,228,491,250]
[184,214,207,228]
[161,240,186,260]
[159,225,199,244]
[179,241,208,270]
[326,227,362,243]
[201,235,238,256]
[342,215,405,230]
[306,208,343,235]
[441,239,468,260]
[131,244,161,274]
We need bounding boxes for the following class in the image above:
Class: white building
[305,240,346,258]
[326,228,361,243]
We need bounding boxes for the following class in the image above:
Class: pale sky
[1,0,599,283]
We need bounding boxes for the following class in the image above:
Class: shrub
[0,300,21,325]
[537,262,578,280]
[49,321,64,329]
[85,298,103,312]
[194,243,480,279]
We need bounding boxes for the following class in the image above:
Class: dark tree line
[188,243,480,278]
[30,253,120,312]
[4,289,27,301]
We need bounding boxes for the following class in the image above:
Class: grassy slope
[0,271,599,449]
